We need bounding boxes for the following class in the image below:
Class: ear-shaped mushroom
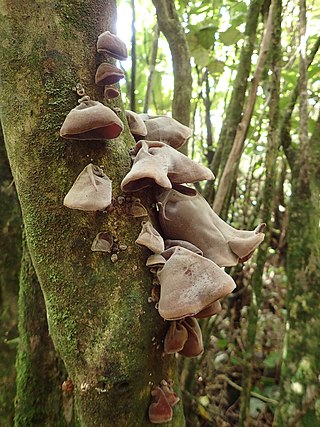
[157,246,236,320]
[91,232,113,252]
[128,199,148,217]
[141,115,192,149]
[121,140,214,192]
[125,110,147,138]
[163,321,188,354]
[164,239,203,256]
[157,186,265,267]
[104,86,120,99]
[60,99,123,140]
[146,254,166,268]
[135,221,165,254]
[95,63,124,86]
[64,164,112,211]
[148,386,173,424]
[194,301,222,318]
[97,31,128,61]
[160,380,180,407]
[179,317,204,357]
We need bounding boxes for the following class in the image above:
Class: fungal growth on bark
[58,28,265,425]
[63,164,112,211]
[141,115,193,149]
[97,30,128,60]
[60,97,124,140]
[95,63,125,86]
[121,140,214,192]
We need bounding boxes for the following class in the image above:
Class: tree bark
[0,126,21,426]
[0,1,184,425]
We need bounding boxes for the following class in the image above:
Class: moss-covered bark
[205,0,263,203]
[15,238,75,426]
[0,125,21,427]
[0,1,184,425]
[239,2,281,424]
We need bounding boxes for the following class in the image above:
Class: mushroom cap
[63,164,112,211]
[160,381,180,407]
[178,317,204,357]
[135,221,165,254]
[97,30,128,61]
[146,254,166,267]
[164,239,203,256]
[141,115,192,149]
[104,86,120,99]
[91,232,114,252]
[121,140,214,192]
[60,100,123,140]
[125,110,147,137]
[157,246,236,320]
[194,300,222,318]
[164,321,188,354]
[95,63,124,86]
[148,386,173,424]
[157,186,265,267]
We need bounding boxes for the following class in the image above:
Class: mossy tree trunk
[15,238,74,427]
[0,1,184,426]
[274,2,320,423]
[0,126,21,426]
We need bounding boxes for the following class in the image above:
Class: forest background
[0,0,319,426]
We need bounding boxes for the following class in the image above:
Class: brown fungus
[157,246,236,321]
[121,140,214,192]
[91,232,113,253]
[95,62,124,86]
[163,321,188,354]
[103,86,120,99]
[164,239,203,256]
[160,380,180,407]
[135,221,165,254]
[179,317,204,358]
[141,115,192,149]
[194,300,222,318]
[63,164,112,211]
[97,30,128,61]
[148,386,173,424]
[128,199,148,217]
[60,99,123,140]
[146,254,166,268]
[125,110,147,138]
[157,185,265,267]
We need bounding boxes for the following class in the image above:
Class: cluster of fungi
[60,30,265,424]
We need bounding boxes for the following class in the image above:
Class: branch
[213,0,274,214]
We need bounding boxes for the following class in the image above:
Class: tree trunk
[0,126,21,426]
[0,1,184,425]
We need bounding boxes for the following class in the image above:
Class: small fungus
[160,380,180,407]
[135,221,165,254]
[111,253,118,263]
[60,99,123,140]
[163,321,188,354]
[194,300,222,318]
[141,115,192,149]
[157,246,236,320]
[179,317,204,358]
[95,63,124,86]
[148,386,173,424]
[61,378,74,393]
[157,185,265,267]
[121,140,214,192]
[63,164,112,211]
[128,199,148,217]
[146,253,166,268]
[125,110,147,138]
[104,86,120,99]
[97,30,128,61]
[91,232,113,253]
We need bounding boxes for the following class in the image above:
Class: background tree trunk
[0,1,184,425]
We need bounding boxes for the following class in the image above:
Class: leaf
[249,397,266,418]
[193,47,210,67]
[263,351,281,369]
[219,27,242,45]
[207,59,225,75]
[197,26,217,49]
[216,338,228,349]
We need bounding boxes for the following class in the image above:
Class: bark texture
[0,1,184,425]
[0,127,21,426]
